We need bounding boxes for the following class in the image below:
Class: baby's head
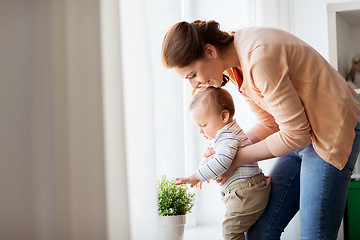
[189,87,235,139]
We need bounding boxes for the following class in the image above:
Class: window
[146,0,258,228]
[121,1,278,238]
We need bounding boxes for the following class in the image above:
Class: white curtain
[52,0,131,239]
[100,0,130,239]
[119,0,159,239]
[0,0,131,239]
[255,0,292,31]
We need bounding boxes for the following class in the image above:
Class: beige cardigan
[225,27,360,170]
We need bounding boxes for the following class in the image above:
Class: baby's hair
[191,75,230,96]
[189,87,235,119]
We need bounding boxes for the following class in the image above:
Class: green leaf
[157,175,195,216]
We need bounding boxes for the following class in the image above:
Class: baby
[176,86,270,240]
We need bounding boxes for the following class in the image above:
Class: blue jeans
[246,121,360,240]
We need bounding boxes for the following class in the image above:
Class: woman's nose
[189,78,200,89]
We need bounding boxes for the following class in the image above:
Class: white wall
[291,0,357,60]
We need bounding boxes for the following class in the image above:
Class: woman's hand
[216,140,275,185]
[216,161,237,186]
[204,145,236,186]
[216,146,246,186]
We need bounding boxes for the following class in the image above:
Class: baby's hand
[195,180,211,190]
[176,174,201,188]
[175,177,190,185]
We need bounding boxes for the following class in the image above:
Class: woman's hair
[189,87,235,119]
[161,20,234,68]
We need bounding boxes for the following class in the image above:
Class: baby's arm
[196,136,240,182]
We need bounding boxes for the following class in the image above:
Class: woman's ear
[221,110,230,123]
[204,44,217,59]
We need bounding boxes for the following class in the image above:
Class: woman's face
[174,56,224,89]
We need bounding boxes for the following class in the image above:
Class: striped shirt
[195,120,262,189]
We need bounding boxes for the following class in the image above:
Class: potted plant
[158,175,195,240]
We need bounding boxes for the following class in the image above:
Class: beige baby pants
[221,173,271,240]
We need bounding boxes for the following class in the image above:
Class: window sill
[184,223,222,240]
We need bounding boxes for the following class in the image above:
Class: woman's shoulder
[235,26,294,40]
[233,27,267,57]
[234,27,307,64]
[235,27,302,48]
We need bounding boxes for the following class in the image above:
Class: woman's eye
[189,74,196,80]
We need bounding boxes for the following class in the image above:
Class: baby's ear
[221,110,230,123]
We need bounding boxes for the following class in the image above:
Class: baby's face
[190,105,227,140]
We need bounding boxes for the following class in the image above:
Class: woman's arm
[233,138,274,167]
[216,132,274,185]
[213,129,274,185]
[235,130,274,165]
[245,131,260,144]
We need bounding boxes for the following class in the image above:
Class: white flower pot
[159,215,186,240]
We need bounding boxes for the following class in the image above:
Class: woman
[161,20,360,239]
